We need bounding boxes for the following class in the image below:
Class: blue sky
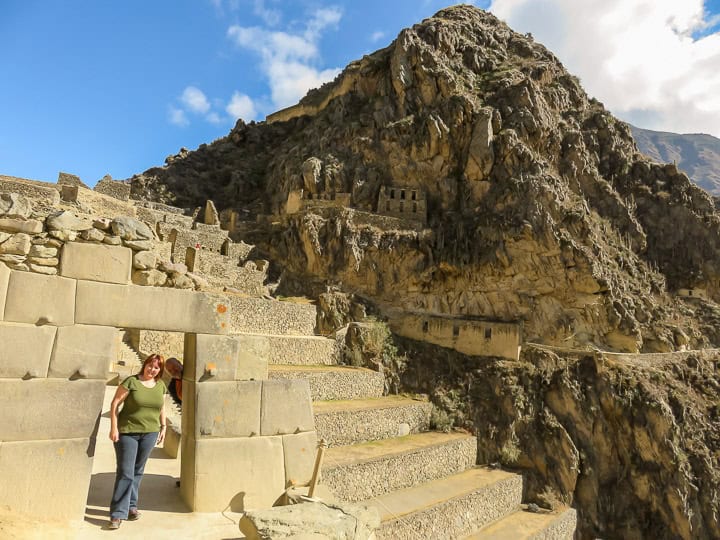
[2,1,720,187]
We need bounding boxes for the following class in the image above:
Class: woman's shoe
[108,518,121,530]
[128,509,141,521]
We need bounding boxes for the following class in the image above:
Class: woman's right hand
[110,427,119,442]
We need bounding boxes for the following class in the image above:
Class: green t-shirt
[118,376,167,433]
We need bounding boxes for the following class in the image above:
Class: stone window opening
[386,201,391,211]
[411,191,417,201]
[422,321,429,333]
[453,325,460,337]
[412,202,417,213]
[400,190,406,200]
[390,189,395,199]
[399,202,404,212]
[485,327,492,340]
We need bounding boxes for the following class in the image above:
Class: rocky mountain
[631,125,720,196]
[128,5,720,539]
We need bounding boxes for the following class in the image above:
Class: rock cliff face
[129,5,720,538]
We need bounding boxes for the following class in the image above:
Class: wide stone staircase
[260,301,578,539]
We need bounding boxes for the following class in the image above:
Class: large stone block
[283,431,318,487]
[60,241,132,284]
[0,379,104,441]
[184,333,268,382]
[260,379,314,436]
[0,322,57,378]
[184,333,240,382]
[0,262,10,319]
[48,324,118,379]
[236,334,270,381]
[4,271,76,326]
[0,437,94,521]
[187,380,262,438]
[75,280,230,334]
[181,436,286,512]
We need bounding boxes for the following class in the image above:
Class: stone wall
[227,295,317,335]
[94,175,131,201]
[181,334,317,511]
[0,175,60,209]
[186,247,267,295]
[0,189,321,521]
[389,314,522,361]
[169,227,228,262]
[134,329,185,360]
[377,186,427,224]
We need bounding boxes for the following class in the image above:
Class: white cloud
[226,92,258,119]
[227,6,343,109]
[370,30,386,43]
[168,106,189,127]
[488,0,720,137]
[181,86,211,114]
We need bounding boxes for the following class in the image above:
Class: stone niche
[390,312,522,360]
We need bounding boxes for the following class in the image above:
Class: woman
[108,353,167,530]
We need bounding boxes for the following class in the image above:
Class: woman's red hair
[141,353,165,381]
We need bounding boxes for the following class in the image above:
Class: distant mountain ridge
[631,125,720,195]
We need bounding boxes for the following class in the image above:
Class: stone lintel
[75,280,230,334]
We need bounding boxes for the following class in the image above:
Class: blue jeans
[110,432,158,519]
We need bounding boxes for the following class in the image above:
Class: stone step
[322,432,477,502]
[233,332,340,366]
[368,467,523,540]
[313,396,433,447]
[463,507,577,539]
[269,365,385,401]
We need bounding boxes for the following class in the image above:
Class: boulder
[80,228,105,242]
[103,235,122,246]
[111,216,153,241]
[46,211,93,232]
[0,233,32,255]
[133,251,157,270]
[239,501,380,540]
[124,239,153,251]
[0,193,32,219]
[131,269,167,287]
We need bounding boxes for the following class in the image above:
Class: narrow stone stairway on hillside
[264,303,577,539]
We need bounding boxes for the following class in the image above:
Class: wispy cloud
[169,85,259,127]
[227,6,343,109]
[168,106,189,127]
[370,30,386,43]
[253,0,281,26]
[489,0,720,137]
[181,86,211,114]
[226,91,258,119]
